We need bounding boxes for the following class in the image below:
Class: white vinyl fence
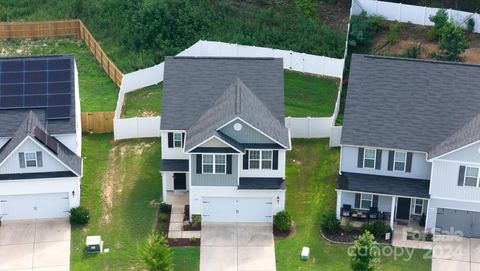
[353,0,480,32]
[285,117,333,138]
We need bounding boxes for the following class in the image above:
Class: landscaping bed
[155,203,171,234]
[182,205,201,231]
[168,238,201,247]
[322,229,391,244]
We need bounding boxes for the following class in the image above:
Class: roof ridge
[356,53,480,68]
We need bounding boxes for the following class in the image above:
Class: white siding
[162,172,190,191]
[0,137,70,174]
[238,149,286,178]
[199,137,230,148]
[339,191,392,212]
[340,146,431,179]
[438,141,480,164]
[430,160,480,202]
[425,197,480,233]
[53,134,77,154]
[0,137,9,149]
[160,131,188,159]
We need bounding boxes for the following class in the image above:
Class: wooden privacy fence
[0,19,123,87]
[81,112,114,133]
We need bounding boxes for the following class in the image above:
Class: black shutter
[458,165,466,186]
[354,193,361,208]
[182,133,185,148]
[272,150,279,170]
[19,152,25,168]
[226,155,232,174]
[375,149,382,170]
[387,151,394,171]
[405,152,413,172]
[168,132,173,148]
[36,151,43,167]
[243,150,249,169]
[372,195,378,207]
[196,154,202,174]
[357,148,364,168]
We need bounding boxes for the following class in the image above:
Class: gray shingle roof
[238,177,285,190]
[0,111,82,176]
[342,54,480,158]
[337,172,430,198]
[160,159,189,172]
[161,57,285,130]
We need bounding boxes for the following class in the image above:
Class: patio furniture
[341,204,352,217]
[382,212,391,221]
[351,209,368,219]
[368,207,379,220]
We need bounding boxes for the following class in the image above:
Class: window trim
[413,198,424,215]
[393,151,407,172]
[248,149,273,170]
[464,166,480,187]
[25,152,37,168]
[202,154,226,174]
[360,193,373,210]
[173,132,183,148]
[363,148,376,169]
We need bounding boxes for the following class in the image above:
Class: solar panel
[1,84,23,96]
[48,70,70,82]
[49,82,71,94]
[25,60,47,71]
[25,95,47,107]
[25,71,47,83]
[46,106,70,120]
[25,83,47,95]
[48,94,71,106]
[1,72,23,84]
[2,61,23,72]
[48,59,71,70]
[0,95,23,108]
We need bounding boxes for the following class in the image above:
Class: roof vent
[234,122,243,131]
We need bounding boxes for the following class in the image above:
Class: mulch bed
[168,238,201,247]
[322,229,391,245]
[273,221,296,240]
[182,205,201,231]
[155,204,171,235]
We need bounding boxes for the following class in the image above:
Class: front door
[173,173,187,190]
[396,197,411,220]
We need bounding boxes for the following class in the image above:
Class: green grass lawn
[0,38,118,112]
[72,134,198,270]
[121,72,338,118]
[276,139,432,271]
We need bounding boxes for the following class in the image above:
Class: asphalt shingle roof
[341,54,480,158]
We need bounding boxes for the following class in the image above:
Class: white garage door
[0,193,70,221]
[436,208,480,238]
[202,197,273,223]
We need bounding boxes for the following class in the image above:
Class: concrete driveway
[0,218,70,271]
[200,223,275,271]
[432,235,480,271]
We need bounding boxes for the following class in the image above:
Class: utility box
[301,247,310,261]
[86,236,103,253]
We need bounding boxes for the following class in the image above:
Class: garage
[0,193,70,221]
[202,197,273,223]
[436,208,480,238]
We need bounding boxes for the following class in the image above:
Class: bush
[69,206,90,225]
[402,44,421,59]
[141,231,174,271]
[191,215,201,228]
[158,213,168,223]
[273,211,292,231]
[387,22,399,44]
[189,236,197,243]
[437,20,468,61]
[349,12,384,49]
[321,211,340,235]
[350,231,378,271]
[362,221,391,239]
[159,202,171,213]
[427,9,449,41]
[467,17,475,33]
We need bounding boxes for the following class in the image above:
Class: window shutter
[36,151,43,167]
[196,154,202,174]
[243,150,249,170]
[168,133,173,148]
[375,149,382,170]
[272,150,279,170]
[406,152,413,172]
[372,195,378,207]
[387,151,394,171]
[182,133,185,148]
[354,193,361,208]
[458,165,466,186]
[226,155,232,174]
[19,152,25,168]
[357,148,364,168]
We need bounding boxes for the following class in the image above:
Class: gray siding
[341,146,431,180]
[439,141,480,164]
[191,154,238,186]
[220,119,275,144]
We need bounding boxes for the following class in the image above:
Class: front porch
[165,191,189,206]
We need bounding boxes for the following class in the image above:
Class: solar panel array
[0,57,73,120]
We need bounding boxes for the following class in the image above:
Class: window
[249,150,273,170]
[414,199,424,215]
[173,132,182,148]
[363,149,376,168]
[394,151,407,171]
[202,154,226,174]
[25,152,37,167]
[464,166,479,187]
[360,194,373,209]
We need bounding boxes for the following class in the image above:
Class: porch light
[72,191,75,198]
[276,196,280,203]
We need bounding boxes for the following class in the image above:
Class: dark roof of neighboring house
[341,54,480,158]
[238,177,285,190]
[0,55,76,137]
[161,57,288,148]
[337,172,430,198]
[160,159,189,172]
[0,111,82,176]
[0,171,76,181]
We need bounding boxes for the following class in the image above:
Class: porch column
[390,196,396,228]
[162,174,167,203]
[336,191,342,220]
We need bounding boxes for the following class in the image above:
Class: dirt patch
[140,111,157,117]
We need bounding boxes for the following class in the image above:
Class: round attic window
[233,122,243,131]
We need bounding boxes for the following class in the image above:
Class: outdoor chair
[341,204,352,217]
[368,207,379,220]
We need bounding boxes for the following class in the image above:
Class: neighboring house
[337,54,480,238]
[160,57,290,223]
[0,55,82,221]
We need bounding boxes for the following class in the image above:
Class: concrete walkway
[432,236,480,271]
[0,218,70,271]
[167,204,201,239]
[200,223,275,271]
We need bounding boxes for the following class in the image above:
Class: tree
[438,20,468,61]
[350,231,377,271]
[141,231,174,271]
[427,9,449,41]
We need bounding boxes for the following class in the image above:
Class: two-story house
[160,57,290,223]
[0,55,82,221]
[337,54,480,238]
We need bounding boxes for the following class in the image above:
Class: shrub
[321,211,340,235]
[437,20,468,61]
[158,213,168,223]
[350,231,378,271]
[189,236,197,243]
[349,12,384,49]
[427,9,449,41]
[362,221,391,239]
[191,215,201,228]
[69,206,90,225]
[387,22,399,44]
[141,231,174,271]
[403,44,421,59]
[467,17,475,33]
[274,211,292,231]
[159,202,171,213]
